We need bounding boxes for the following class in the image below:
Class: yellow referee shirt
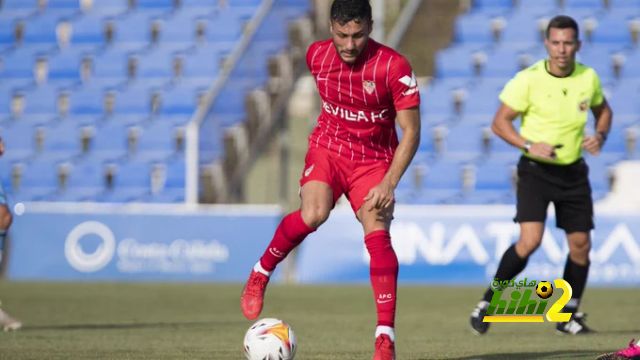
[499,60,604,165]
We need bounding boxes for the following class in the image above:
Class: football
[536,281,554,299]
[243,318,297,360]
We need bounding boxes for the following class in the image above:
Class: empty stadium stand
[0,0,310,203]
[397,0,640,205]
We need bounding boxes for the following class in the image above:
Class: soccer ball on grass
[243,318,297,360]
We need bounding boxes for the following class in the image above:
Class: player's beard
[336,38,369,65]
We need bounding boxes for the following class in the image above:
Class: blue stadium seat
[564,0,605,8]
[23,13,76,44]
[15,160,60,189]
[420,78,472,116]
[399,189,461,205]
[163,158,186,189]
[112,10,173,44]
[608,0,640,8]
[0,19,19,44]
[1,0,40,9]
[462,78,506,115]
[235,41,284,79]
[516,0,558,9]
[591,16,637,43]
[472,0,514,9]
[207,7,256,41]
[455,10,508,44]
[91,45,142,78]
[158,8,216,43]
[96,188,147,202]
[446,123,488,153]
[146,188,185,203]
[48,0,82,9]
[135,0,175,8]
[112,83,161,114]
[607,80,640,115]
[23,85,65,115]
[40,121,83,154]
[87,121,131,159]
[472,158,517,190]
[181,42,235,78]
[0,122,37,156]
[160,84,206,115]
[422,157,475,190]
[69,81,121,115]
[88,0,131,15]
[1,46,51,79]
[585,153,623,191]
[47,47,94,81]
[435,44,488,78]
[68,13,112,44]
[64,159,106,189]
[134,45,189,79]
[481,44,536,77]
[621,50,640,78]
[136,120,183,156]
[110,159,152,189]
[500,8,556,44]
[211,78,262,114]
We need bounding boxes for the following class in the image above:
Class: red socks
[365,230,399,328]
[259,210,315,272]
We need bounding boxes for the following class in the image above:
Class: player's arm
[583,75,613,156]
[384,106,421,187]
[491,104,557,161]
[364,107,420,211]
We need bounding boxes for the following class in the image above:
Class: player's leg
[348,163,397,360]
[241,149,341,320]
[470,159,549,335]
[0,186,21,331]
[554,177,595,335]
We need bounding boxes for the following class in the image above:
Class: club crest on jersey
[363,80,376,95]
[579,99,589,112]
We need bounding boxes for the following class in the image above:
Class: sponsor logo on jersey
[322,100,389,122]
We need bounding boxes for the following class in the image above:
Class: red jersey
[306,38,420,164]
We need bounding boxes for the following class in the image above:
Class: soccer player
[0,137,22,332]
[469,15,612,335]
[240,0,421,358]
[597,339,640,360]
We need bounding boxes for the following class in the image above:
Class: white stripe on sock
[566,298,579,309]
[375,326,395,342]
[253,261,272,277]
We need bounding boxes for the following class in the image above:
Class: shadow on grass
[20,321,243,331]
[430,349,609,360]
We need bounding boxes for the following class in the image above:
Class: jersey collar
[544,59,576,79]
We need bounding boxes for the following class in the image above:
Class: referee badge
[579,99,589,112]
[363,80,376,95]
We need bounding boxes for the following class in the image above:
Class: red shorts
[299,148,390,214]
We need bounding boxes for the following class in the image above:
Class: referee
[469,15,613,335]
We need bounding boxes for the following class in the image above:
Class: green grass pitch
[0,282,638,359]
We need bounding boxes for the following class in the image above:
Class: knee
[516,237,542,258]
[0,207,12,230]
[568,234,591,256]
[300,204,330,229]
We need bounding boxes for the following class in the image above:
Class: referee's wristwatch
[523,140,532,153]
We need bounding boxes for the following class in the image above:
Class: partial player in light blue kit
[0,137,22,331]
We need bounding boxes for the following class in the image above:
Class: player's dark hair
[330,0,372,26]
[546,15,579,40]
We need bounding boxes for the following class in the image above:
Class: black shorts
[514,156,594,233]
